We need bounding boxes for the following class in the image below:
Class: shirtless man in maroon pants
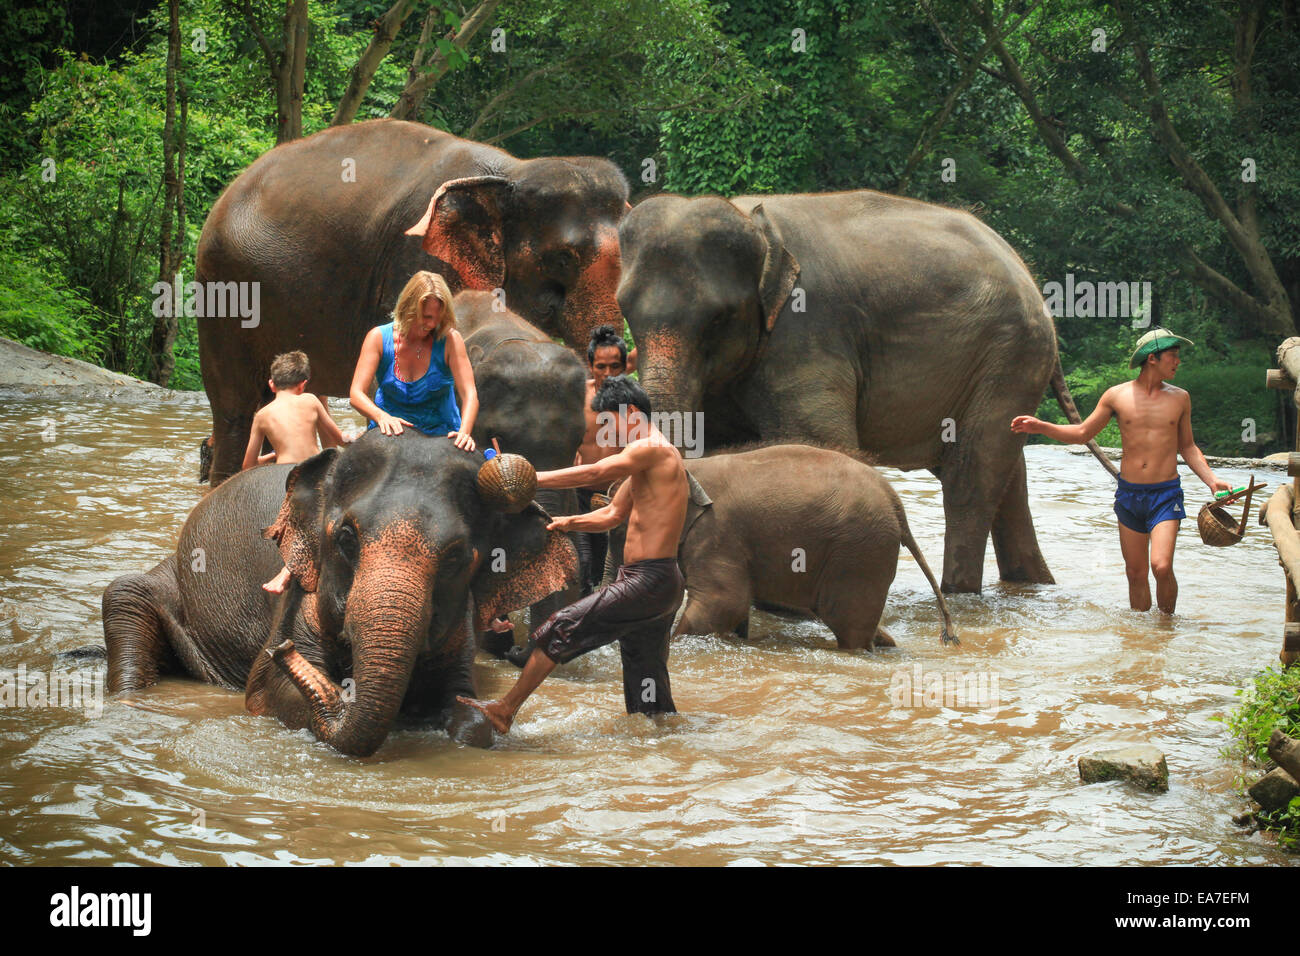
[460,375,688,733]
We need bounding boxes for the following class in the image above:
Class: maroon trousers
[531,557,684,714]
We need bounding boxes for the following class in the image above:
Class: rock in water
[1078,745,1169,793]
[1247,767,1300,812]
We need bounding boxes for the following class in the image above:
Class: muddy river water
[0,391,1295,865]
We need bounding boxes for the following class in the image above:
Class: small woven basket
[476,452,537,512]
[1196,477,1261,547]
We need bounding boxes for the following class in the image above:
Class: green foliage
[0,2,72,171]
[0,243,106,362]
[4,0,275,384]
[1218,664,1300,849]
[1221,665,1300,764]
[0,0,1296,400]
[430,0,762,178]
[661,0,880,195]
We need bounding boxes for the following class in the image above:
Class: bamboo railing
[1262,336,1300,668]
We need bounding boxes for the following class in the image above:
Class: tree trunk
[276,0,309,143]
[150,0,183,387]
[1268,729,1300,784]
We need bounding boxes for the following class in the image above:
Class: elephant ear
[261,448,340,593]
[470,501,578,633]
[751,204,800,333]
[405,176,510,291]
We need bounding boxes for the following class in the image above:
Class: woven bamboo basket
[476,452,537,512]
[1197,476,1262,547]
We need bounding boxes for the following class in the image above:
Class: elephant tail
[898,520,958,647]
[1050,355,1119,479]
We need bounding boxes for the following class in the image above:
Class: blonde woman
[350,272,478,451]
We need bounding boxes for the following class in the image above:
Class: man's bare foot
[262,566,291,594]
[456,695,514,734]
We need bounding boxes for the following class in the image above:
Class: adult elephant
[616,192,1118,593]
[196,118,628,486]
[102,434,577,756]
[456,290,588,655]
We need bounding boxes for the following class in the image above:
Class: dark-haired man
[459,375,688,733]
[1011,327,1230,613]
[573,324,629,593]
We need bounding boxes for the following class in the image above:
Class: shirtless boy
[573,324,629,593]
[1011,328,1230,613]
[459,375,688,733]
[242,351,349,593]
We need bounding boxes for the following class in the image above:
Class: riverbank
[0,336,208,406]
[1067,444,1290,471]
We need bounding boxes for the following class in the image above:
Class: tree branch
[234,0,279,77]
[464,56,583,140]
[332,0,420,126]
[900,0,1041,192]
[390,0,502,120]
[1112,0,1291,334]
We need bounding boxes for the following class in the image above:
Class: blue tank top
[368,323,462,436]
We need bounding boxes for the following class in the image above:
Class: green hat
[1129,327,1193,368]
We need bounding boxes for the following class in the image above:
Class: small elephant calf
[612,444,956,650]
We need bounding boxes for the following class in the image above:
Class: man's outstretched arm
[537,441,651,490]
[1011,389,1114,444]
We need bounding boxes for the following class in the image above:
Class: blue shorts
[1114,475,1185,533]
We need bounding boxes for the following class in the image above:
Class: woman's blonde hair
[393,271,457,340]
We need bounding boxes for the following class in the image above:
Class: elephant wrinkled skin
[196,118,628,486]
[102,433,578,756]
[617,191,1118,594]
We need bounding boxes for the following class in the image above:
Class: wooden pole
[1265,337,1300,667]
[1268,729,1300,783]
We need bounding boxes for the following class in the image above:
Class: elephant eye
[335,523,360,565]
[544,247,579,275]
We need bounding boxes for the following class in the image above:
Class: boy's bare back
[245,393,345,468]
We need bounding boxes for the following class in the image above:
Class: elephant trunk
[636,330,703,419]
[560,224,623,349]
[276,551,434,757]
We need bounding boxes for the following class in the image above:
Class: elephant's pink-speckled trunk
[561,226,623,350]
[279,537,435,758]
[636,331,703,419]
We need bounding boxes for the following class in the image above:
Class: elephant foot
[873,627,896,648]
[446,699,494,748]
[503,636,537,669]
[477,628,516,660]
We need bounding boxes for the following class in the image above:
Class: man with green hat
[1011,327,1230,613]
